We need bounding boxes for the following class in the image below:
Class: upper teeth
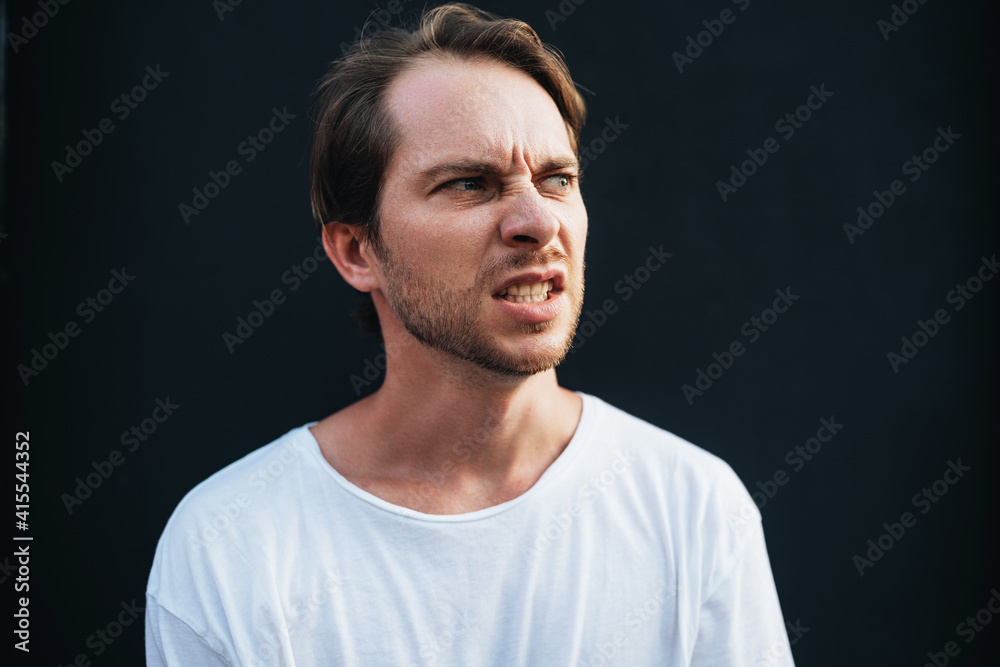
[498,280,554,297]
[497,281,555,303]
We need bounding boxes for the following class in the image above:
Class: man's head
[310,2,588,380]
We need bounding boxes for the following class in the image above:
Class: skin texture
[313,55,588,514]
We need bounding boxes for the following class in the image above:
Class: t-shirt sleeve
[689,513,795,666]
[145,594,234,667]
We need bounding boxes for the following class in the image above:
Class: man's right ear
[321,221,380,293]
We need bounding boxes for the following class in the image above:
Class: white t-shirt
[145,391,795,666]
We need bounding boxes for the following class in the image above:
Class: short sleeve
[145,594,234,667]
[689,516,795,666]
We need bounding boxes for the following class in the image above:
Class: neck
[316,329,583,512]
[364,336,579,475]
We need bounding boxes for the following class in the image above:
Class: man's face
[368,55,588,380]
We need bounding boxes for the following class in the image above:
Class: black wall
[4,0,997,664]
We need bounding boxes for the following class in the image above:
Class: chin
[493,330,575,374]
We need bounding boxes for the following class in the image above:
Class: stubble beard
[376,244,584,380]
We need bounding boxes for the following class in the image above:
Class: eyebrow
[418,156,581,182]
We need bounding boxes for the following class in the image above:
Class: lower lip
[492,290,565,323]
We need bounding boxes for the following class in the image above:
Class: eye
[442,177,485,192]
[542,173,576,190]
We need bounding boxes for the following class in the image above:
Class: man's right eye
[442,177,484,192]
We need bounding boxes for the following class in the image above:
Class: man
[145,3,795,665]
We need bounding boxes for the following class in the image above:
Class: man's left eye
[544,174,574,189]
[443,177,483,191]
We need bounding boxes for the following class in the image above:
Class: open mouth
[494,280,556,304]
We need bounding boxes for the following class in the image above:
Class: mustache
[482,247,571,282]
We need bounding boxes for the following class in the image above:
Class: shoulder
[583,392,750,499]
[146,423,318,599]
[580,392,764,596]
[166,423,315,534]
[581,391,760,541]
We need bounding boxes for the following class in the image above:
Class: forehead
[383,55,575,176]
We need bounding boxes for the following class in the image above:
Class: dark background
[3,0,997,664]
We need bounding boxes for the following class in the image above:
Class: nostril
[513,235,536,242]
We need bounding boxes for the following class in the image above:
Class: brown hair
[308,2,587,343]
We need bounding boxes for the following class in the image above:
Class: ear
[321,221,381,293]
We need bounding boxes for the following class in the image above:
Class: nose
[498,186,561,249]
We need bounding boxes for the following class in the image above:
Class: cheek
[563,205,588,258]
[381,233,485,290]
[396,224,492,275]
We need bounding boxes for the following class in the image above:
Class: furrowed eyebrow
[537,156,582,174]
[418,156,581,183]
[419,160,504,182]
